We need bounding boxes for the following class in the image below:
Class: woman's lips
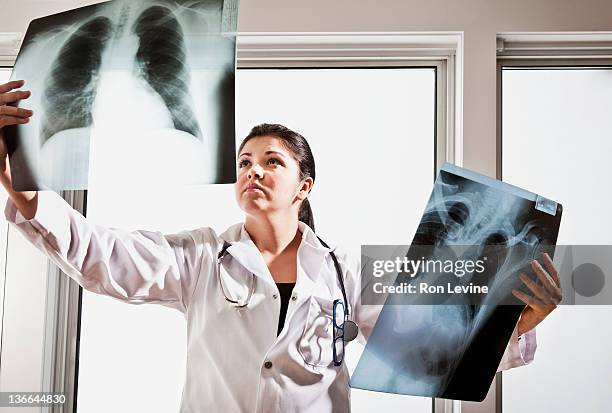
[245,184,264,193]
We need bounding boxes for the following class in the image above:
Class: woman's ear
[296,177,314,201]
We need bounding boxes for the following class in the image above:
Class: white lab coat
[5,191,536,413]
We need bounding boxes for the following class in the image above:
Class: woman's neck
[244,213,301,255]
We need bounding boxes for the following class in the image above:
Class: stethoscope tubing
[216,239,349,316]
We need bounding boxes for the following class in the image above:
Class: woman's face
[235,136,312,218]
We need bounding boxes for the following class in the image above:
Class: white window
[0,68,11,81]
[0,67,54,397]
[77,66,437,413]
[501,65,612,412]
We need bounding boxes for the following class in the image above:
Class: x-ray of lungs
[6,0,239,191]
[350,163,563,401]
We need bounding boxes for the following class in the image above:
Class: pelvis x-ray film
[350,163,563,402]
[6,0,239,191]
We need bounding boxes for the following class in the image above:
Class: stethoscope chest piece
[343,320,359,342]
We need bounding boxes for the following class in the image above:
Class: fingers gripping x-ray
[7,0,238,191]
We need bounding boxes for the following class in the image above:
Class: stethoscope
[216,237,359,343]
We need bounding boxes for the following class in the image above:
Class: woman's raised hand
[0,80,33,171]
[0,80,37,219]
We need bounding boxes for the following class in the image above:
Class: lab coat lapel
[295,221,334,287]
[218,222,335,289]
[219,223,275,287]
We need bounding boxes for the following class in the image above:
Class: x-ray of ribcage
[349,163,563,402]
[6,0,239,190]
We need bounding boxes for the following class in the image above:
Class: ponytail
[298,197,315,232]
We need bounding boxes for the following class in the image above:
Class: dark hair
[238,123,316,231]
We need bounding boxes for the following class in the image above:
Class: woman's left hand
[512,252,562,336]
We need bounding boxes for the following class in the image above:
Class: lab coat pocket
[298,296,335,368]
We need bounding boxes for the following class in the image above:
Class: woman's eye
[238,159,250,168]
[267,158,281,166]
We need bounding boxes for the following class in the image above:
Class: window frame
[237,33,461,172]
[0,31,461,413]
[495,33,612,413]
[496,32,612,180]
[0,65,13,387]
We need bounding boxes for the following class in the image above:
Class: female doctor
[0,80,562,413]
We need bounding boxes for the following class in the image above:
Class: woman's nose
[248,164,264,179]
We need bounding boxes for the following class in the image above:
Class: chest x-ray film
[349,163,563,402]
[6,0,239,191]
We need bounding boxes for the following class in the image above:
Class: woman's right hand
[0,80,33,172]
[0,79,38,220]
